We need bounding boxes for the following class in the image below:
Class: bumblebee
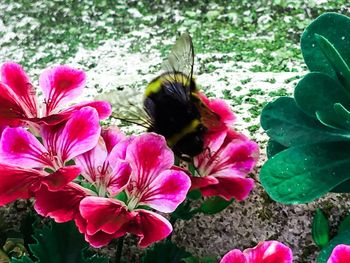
[113,33,221,160]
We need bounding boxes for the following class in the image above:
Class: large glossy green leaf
[317,230,350,263]
[260,142,350,204]
[261,97,350,147]
[266,139,287,158]
[315,34,350,93]
[301,12,350,78]
[294,72,350,128]
[330,179,350,193]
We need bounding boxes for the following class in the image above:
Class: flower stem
[115,236,125,263]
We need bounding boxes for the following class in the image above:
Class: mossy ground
[1,1,350,262]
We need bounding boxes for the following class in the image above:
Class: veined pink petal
[34,183,91,222]
[126,133,174,189]
[101,127,126,153]
[80,197,131,235]
[85,230,126,248]
[328,244,350,263]
[108,137,133,165]
[39,65,86,115]
[1,62,37,117]
[0,83,28,126]
[75,136,108,183]
[41,166,81,191]
[0,164,43,205]
[244,241,293,263]
[190,176,219,190]
[58,107,101,162]
[106,161,131,196]
[0,127,51,168]
[201,175,254,201]
[220,249,247,263]
[65,101,112,120]
[139,169,191,213]
[126,210,172,248]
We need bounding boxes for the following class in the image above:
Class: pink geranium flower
[328,244,350,263]
[192,129,259,201]
[34,130,191,248]
[0,107,101,205]
[220,241,293,263]
[0,62,111,130]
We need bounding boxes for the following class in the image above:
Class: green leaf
[294,72,350,129]
[11,255,35,263]
[171,201,199,221]
[334,103,350,129]
[330,179,350,193]
[29,221,108,263]
[142,241,191,263]
[338,214,350,234]
[312,209,329,248]
[260,141,350,204]
[301,13,350,79]
[317,230,350,263]
[266,139,287,158]
[314,34,350,93]
[183,256,216,263]
[261,97,350,147]
[187,189,202,200]
[200,196,233,215]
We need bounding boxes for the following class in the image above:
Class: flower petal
[85,230,125,248]
[106,161,131,197]
[1,62,37,117]
[0,127,51,168]
[328,244,350,263]
[58,107,101,162]
[101,127,126,153]
[75,136,108,183]
[41,166,81,191]
[34,183,90,222]
[220,249,247,263]
[126,133,174,187]
[0,164,42,205]
[139,169,191,213]
[244,241,293,263]
[190,176,219,190]
[65,101,112,120]
[201,175,254,201]
[39,65,86,115]
[126,210,172,248]
[80,197,131,235]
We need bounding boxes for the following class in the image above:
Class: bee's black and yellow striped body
[144,72,206,158]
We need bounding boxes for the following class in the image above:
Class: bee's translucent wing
[96,89,151,129]
[162,33,194,79]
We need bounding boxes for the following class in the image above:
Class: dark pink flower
[192,129,259,201]
[0,62,111,130]
[35,130,190,248]
[0,107,101,170]
[220,241,293,263]
[0,107,101,204]
[328,244,350,263]
[78,133,191,248]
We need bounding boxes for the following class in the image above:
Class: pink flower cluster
[190,92,259,201]
[0,62,259,248]
[221,242,350,263]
